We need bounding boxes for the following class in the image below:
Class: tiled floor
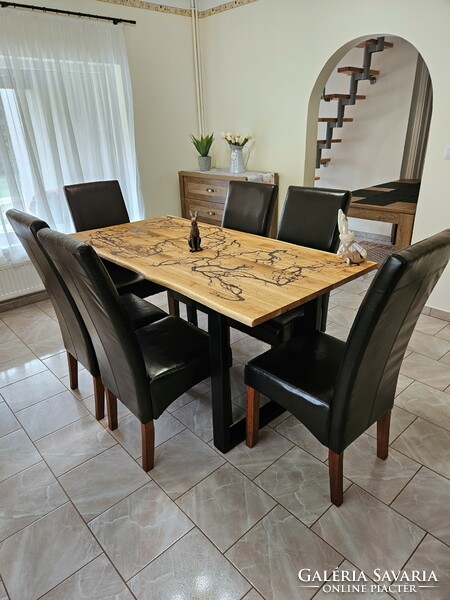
[0,281,449,600]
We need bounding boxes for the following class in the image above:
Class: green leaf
[190,132,215,156]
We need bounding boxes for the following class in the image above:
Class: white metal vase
[229,144,245,174]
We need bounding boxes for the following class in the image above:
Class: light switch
[444,147,450,160]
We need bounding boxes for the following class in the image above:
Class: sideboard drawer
[186,198,224,225]
[184,177,229,202]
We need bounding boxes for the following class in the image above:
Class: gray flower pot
[198,156,211,171]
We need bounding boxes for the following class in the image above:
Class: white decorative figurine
[337,209,367,265]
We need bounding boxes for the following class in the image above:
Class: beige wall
[201,0,450,311]
[41,0,198,218]
[15,0,450,311]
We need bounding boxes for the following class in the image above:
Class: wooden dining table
[73,215,377,453]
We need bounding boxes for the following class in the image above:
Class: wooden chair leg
[329,450,344,507]
[377,410,391,460]
[92,375,105,421]
[141,421,155,471]
[67,352,78,389]
[246,386,260,448]
[167,293,180,317]
[105,389,118,430]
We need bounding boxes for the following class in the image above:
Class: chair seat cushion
[103,259,164,297]
[245,332,345,445]
[118,294,167,330]
[136,316,210,418]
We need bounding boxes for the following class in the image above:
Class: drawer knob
[207,211,216,216]
[206,188,215,193]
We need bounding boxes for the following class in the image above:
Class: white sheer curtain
[0,8,143,264]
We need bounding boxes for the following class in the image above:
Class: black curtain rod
[0,2,136,24]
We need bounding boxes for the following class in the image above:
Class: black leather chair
[64,180,163,298]
[221,180,278,236]
[228,186,351,344]
[6,209,167,420]
[245,229,450,506]
[38,228,211,472]
[169,180,278,324]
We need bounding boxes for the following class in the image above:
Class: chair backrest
[64,180,130,232]
[38,228,152,423]
[6,209,97,374]
[277,186,351,252]
[330,229,450,453]
[221,181,278,236]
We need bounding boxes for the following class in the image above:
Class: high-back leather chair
[245,229,450,506]
[38,228,211,471]
[228,186,351,344]
[64,180,163,298]
[169,180,279,325]
[221,181,278,236]
[6,209,167,420]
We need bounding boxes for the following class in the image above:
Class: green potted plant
[190,132,214,171]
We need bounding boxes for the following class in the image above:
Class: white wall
[40,0,198,218]
[201,0,450,312]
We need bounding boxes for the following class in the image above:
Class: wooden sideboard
[179,169,279,237]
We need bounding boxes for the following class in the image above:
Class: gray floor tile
[275,415,328,461]
[391,467,450,545]
[110,412,185,459]
[0,462,67,542]
[341,433,420,503]
[173,392,244,442]
[1,370,66,412]
[366,405,416,443]
[0,404,20,438]
[150,429,224,499]
[36,415,116,476]
[218,427,293,479]
[255,446,351,525]
[16,391,88,441]
[395,381,450,431]
[89,482,193,580]
[0,430,41,483]
[392,535,450,600]
[40,554,134,600]
[0,503,101,600]
[0,338,32,366]
[226,505,342,600]
[59,445,149,522]
[177,463,275,551]
[313,560,393,599]
[0,356,46,389]
[392,418,450,479]
[312,486,425,573]
[400,353,450,391]
[130,528,251,600]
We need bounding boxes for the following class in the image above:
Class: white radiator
[0,261,44,301]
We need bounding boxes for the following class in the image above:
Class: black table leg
[208,311,285,453]
[208,311,232,452]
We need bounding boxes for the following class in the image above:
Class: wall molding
[96,0,258,18]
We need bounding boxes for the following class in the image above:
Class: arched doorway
[305,35,432,257]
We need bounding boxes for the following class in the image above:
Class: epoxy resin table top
[73,216,377,327]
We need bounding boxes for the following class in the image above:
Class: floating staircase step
[320,158,331,165]
[356,39,393,49]
[317,139,342,144]
[323,94,366,101]
[315,176,320,181]
[318,117,353,123]
[338,66,380,76]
